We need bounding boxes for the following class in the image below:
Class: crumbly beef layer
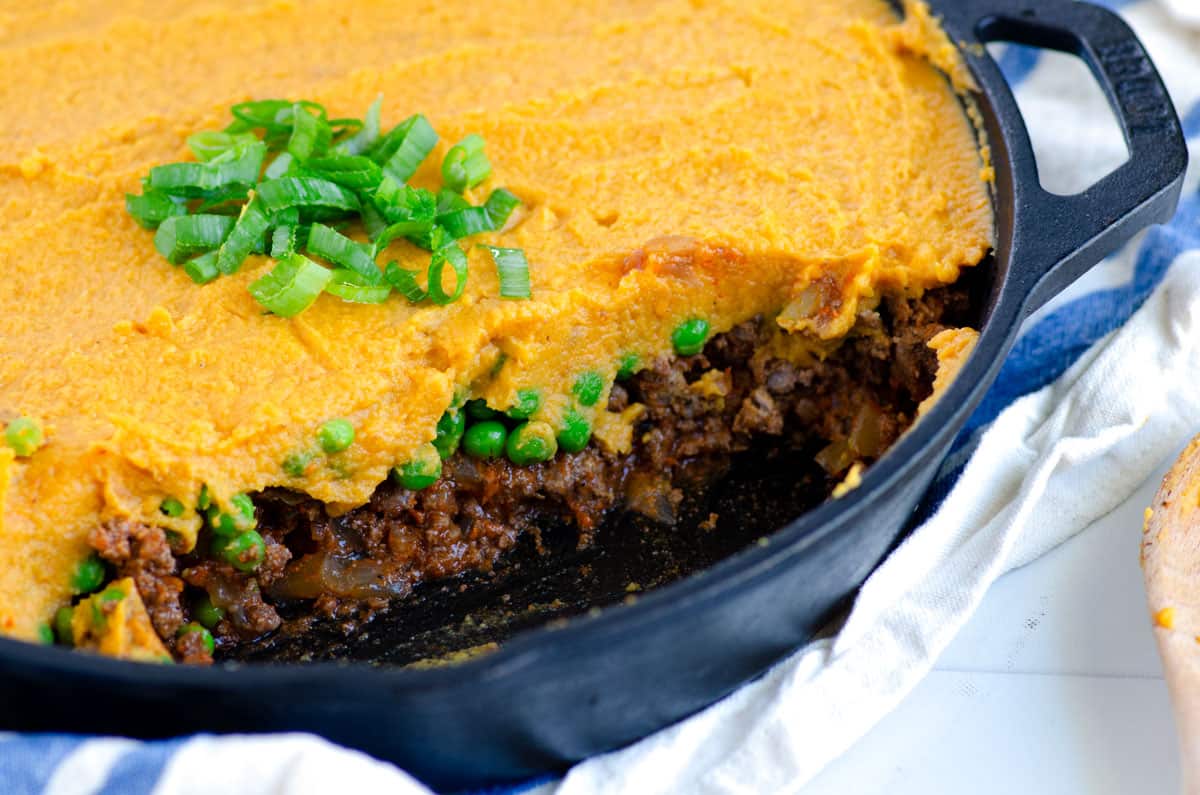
[90,286,970,662]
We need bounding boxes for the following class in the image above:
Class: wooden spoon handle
[1144,435,1200,793]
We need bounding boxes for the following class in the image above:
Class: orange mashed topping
[0,0,992,638]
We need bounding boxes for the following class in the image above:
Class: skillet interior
[232,261,995,667]
[0,2,1184,790]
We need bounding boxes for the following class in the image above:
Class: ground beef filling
[88,286,969,662]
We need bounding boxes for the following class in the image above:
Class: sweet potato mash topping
[0,0,992,638]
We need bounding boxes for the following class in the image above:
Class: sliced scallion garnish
[154,214,236,264]
[216,194,272,275]
[479,245,531,300]
[306,223,380,283]
[441,133,491,192]
[248,254,332,317]
[438,206,494,241]
[148,141,265,198]
[125,189,185,230]
[184,250,220,285]
[325,269,392,304]
[334,95,382,156]
[373,114,438,184]
[428,240,469,305]
[128,98,525,315]
[286,102,332,163]
[256,176,361,216]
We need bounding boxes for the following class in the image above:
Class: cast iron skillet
[0,0,1187,790]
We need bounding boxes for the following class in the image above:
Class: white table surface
[803,449,1185,794]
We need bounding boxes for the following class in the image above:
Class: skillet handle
[935,0,1188,315]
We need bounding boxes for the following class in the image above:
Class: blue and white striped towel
[7,1,1200,793]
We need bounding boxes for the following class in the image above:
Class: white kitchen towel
[12,1,1200,793]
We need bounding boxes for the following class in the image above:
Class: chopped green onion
[148,141,265,198]
[383,261,427,303]
[188,130,258,162]
[441,133,492,192]
[184,250,220,284]
[270,224,297,259]
[264,152,294,180]
[373,114,438,183]
[306,223,380,282]
[287,102,332,162]
[360,201,388,241]
[216,193,271,275]
[373,178,437,225]
[436,188,471,215]
[230,99,294,133]
[371,182,438,252]
[37,623,54,645]
[479,245,530,299]
[427,240,469,305]
[154,214,235,264]
[483,188,522,229]
[125,189,185,229]
[438,206,494,240]
[300,154,382,190]
[325,269,391,304]
[256,176,361,217]
[248,254,332,317]
[334,95,382,156]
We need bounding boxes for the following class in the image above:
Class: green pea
[177,622,216,655]
[4,417,43,457]
[317,418,355,453]
[70,554,106,595]
[160,497,185,518]
[432,409,466,459]
[506,388,541,420]
[557,409,592,454]
[282,449,314,477]
[192,593,225,629]
[53,606,74,646]
[37,623,54,645]
[616,352,641,381]
[506,421,558,465]
[214,529,267,572]
[573,372,605,407]
[672,318,710,356]
[210,493,256,537]
[465,399,499,420]
[393,443,442,490]
[463,420,507,459]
